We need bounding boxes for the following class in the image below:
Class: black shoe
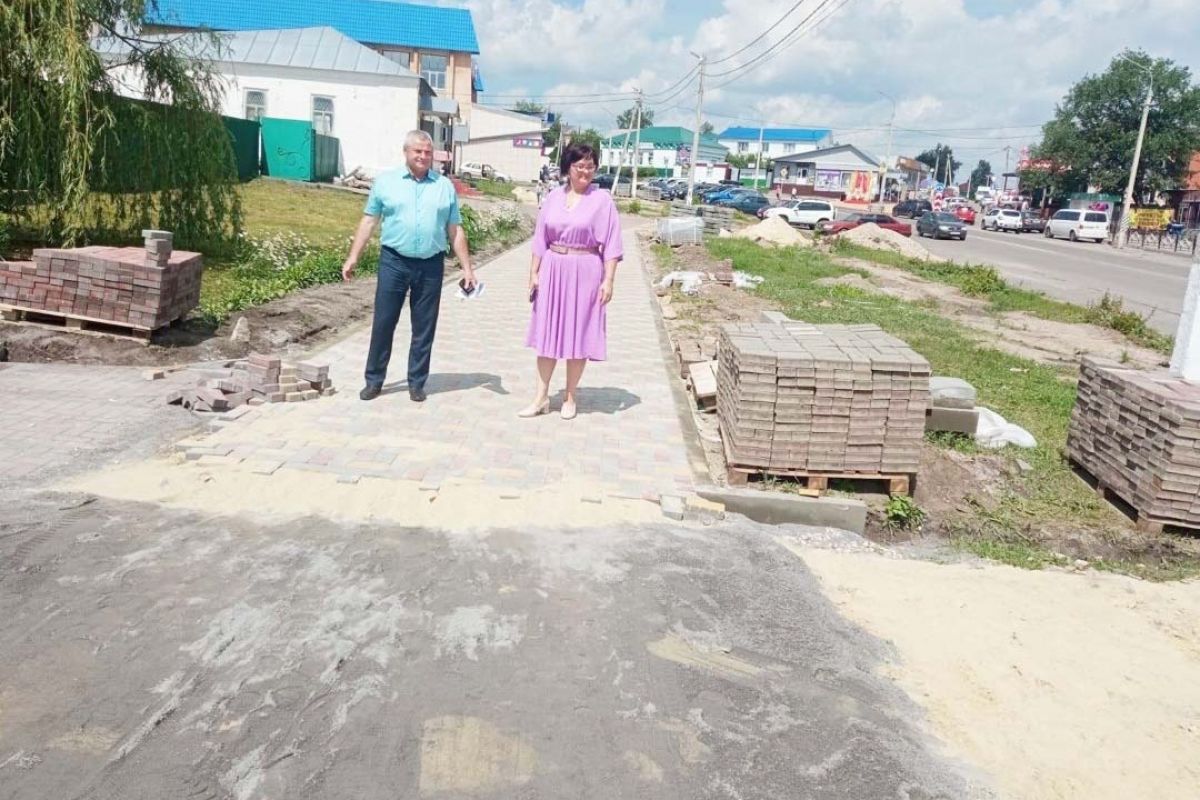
[409,387,427,403]
[359,384,382,401]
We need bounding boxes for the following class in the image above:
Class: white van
[763,199,836,228]
[1044,209,1109,242]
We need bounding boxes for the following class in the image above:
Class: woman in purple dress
[519,142,623,420]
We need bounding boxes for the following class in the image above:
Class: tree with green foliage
[616,106,655,130]
[1027,50,1200,199]
[569,128,604,157]
[969,159,992,190]
[916,144,962,185]
[0,0,242,249]
[511,100,546,115]
[700,121,714,135]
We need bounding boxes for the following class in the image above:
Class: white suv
[1044,209,1109,242]
[764,199,835,228]
[981,207,1024,233]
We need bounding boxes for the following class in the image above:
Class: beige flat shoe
[517,399,550,418]
[560,400,577,420]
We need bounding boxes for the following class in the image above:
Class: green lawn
[701,238,1199,580]
[239,179,367,241]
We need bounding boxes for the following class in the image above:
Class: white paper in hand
[456,281,485,301]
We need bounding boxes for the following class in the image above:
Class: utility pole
[631,89,644,201]
[1117,79,1153,249]
[686,53,706,205]
[877,92,895,204]
[1003,145,1011,194]
[754,123,765,190]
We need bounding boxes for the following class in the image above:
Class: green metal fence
[259,118,341,182]
[222,116,260,181]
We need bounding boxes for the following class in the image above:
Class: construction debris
[334,166,374,190]
[169,353,335,412]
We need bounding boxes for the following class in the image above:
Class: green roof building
[601,126,729,175]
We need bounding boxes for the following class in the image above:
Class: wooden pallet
[721,429,912,495]
[0,304,161,343]
[1069,457,1200,536]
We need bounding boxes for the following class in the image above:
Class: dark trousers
[364,248,445,389]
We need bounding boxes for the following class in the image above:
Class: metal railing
[1123,227,1199,256]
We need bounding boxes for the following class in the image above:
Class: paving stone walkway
[0,363,197,487]
[171,225,698,503]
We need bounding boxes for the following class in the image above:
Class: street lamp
[1115,53,1154,250]
[877,91,896,204]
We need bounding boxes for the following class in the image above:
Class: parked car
[893,199,933,218]
[725,193,772,214]
[704,187,752,204]
[591,172,615,189]
[1044,209,1109,242]
[916,211,968,240]
[980,207,1024,233]
[1021,210,1046,233]
[953,205,976,225]
[460,162,510,182]
[762,199,836,228]
[711,190,759,208]
[819,213,912,237]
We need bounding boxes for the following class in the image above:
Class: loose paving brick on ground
[164,224,698,504]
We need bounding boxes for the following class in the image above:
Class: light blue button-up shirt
[364,166,461,258]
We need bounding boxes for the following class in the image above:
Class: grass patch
[831,240,1172,354]
[474,179,515,199]
[197,179,528,323]
[707,237,1200,580]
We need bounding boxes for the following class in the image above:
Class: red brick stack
[169,353,335,412]
[0,230,202,331]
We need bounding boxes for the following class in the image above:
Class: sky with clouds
[447,0,1199,170]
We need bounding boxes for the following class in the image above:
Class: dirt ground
[832,255,1167,370]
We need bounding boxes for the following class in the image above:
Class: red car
[954,206,977,225]
[818,213,913,238]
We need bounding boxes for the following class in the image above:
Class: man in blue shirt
[342,130,475,402]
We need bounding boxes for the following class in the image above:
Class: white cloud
[452,0,1200,160]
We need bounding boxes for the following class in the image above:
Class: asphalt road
[915,223,1191,336]
[0,491,982,799]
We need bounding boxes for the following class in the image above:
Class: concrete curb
[695,486,868,533]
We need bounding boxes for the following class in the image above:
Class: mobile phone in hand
[528,286,537,303]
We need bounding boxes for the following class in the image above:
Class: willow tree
[0,0,241,249]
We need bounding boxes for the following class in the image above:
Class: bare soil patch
[834,256,1166,369]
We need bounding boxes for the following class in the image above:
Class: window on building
[380,49,411,68]
[737,141,749,153]
[420,53,448,90]
[312,96,334,135]
[783,143,796,154]
[244,89,266,121]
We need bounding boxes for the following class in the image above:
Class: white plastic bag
[658,270,705,295]
[732,272,764,290]
[974,407,1037,449]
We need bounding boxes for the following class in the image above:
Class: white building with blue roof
[717,127,832,160]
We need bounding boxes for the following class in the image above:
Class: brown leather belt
[548,243,600,255]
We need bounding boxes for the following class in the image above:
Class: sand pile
[731,215,813,248]
[840,222,932,261]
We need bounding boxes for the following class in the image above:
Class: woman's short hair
[560,142,599,174]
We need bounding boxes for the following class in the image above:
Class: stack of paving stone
[169,353,335,412]
[0,230,201,331]
[717,321,931,474]
[668,202,735,235]
[1068,357,1200,530]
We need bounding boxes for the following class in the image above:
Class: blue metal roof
[148,0,480,53]
[717,127,831,143]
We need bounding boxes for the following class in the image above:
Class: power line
[644,64,700,99]
[708,0,850,85]
[708,0,812,65]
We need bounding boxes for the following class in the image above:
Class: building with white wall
[600,127,728,177]
[717,127,832,159]
[457,107,547,183]
[96,27,452,177]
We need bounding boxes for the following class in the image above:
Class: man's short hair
[404,130,434,150]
